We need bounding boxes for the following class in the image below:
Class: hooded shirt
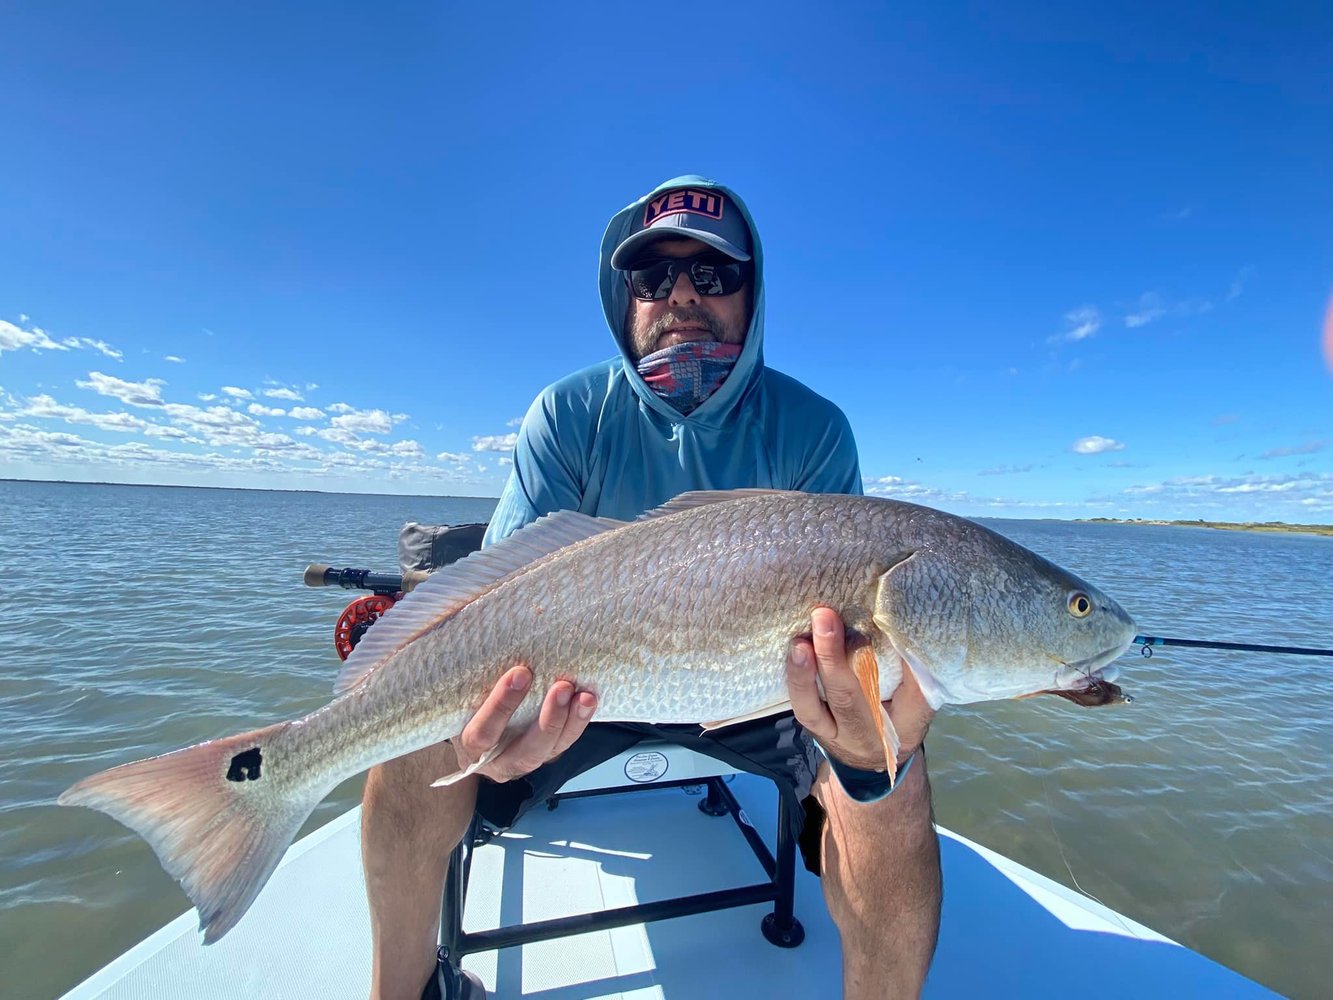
[483,175,862,544]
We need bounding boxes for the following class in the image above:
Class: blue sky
[2,2,1330,521]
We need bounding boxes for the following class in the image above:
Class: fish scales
[326,495,889,769]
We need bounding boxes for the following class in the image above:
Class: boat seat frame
[438,746,806,961]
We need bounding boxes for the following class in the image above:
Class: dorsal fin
[636,488,798,521]
[332,510,627,695]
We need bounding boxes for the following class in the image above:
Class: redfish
[61,490,1135,941]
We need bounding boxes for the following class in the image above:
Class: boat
[57,740,1276,998]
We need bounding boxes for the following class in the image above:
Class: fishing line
[1036,743,1138,937]
[1134,635,1333,657]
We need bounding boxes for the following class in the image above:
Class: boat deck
[60,770,1275,998]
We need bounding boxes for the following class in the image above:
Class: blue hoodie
[483,175,862,544]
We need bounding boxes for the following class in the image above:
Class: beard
[625,304,747,363]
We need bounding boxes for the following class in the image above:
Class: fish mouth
[1043,646,1134,707]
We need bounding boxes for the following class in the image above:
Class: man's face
[623,237,751,362]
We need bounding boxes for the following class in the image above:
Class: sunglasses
[625,252,750,300]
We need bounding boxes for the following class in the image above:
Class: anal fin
[430,743,504,787]
[701,699,794,732]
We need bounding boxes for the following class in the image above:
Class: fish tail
[58,721,321,943]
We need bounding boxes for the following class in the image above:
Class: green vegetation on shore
[1079,518,1333,538]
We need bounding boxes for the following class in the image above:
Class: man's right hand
[450,666,597,783]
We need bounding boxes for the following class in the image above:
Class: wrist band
[817,743,915,804]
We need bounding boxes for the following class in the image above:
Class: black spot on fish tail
[226,747,263,782]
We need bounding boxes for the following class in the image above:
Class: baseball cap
[610,187,752,269]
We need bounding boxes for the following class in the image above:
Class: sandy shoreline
[1077,518,1333,538]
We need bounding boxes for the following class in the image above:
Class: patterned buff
[635,341,743,414]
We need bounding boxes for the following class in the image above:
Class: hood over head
[599,175,766,427]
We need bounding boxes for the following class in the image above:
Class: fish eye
[1067,592,1093,618]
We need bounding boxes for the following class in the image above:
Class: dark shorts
[474,712,828,872]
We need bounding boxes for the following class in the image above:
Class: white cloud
[331,408,396,434]
[160,403,267,450]
[1226,266,1252,302]
[506,417,523,427]
[1,392,500,492]
[76,371,166,407]
[1124,292,1213,329]
[16,394,152,434]
[1116,472,1333,514]
[164,355,185,363]
[1124,293,1168,328]
[862,475,969,505]
[263,387,304,401]
[0,422,92,456]
[865,475,905,489]
[0,319,123,360]
[1052,306,1100,344]
[390,440,426,459]
[1,320,65,355]
[437,451,470,464]
[313,425,396,453]
[978,464,1034,476]
[248,403,286,417]
[1072,435,1125,455]
[327,402,356,414]
[1259,441,1326,460]
[473,433,519,453]
[143,424,197,442]
[288,406,324,420]
[64,337,123,359]
[221,386,254,400]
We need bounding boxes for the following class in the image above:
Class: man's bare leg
[363,741,475,1000]
[786,608,942,998]
[814,755,942,999]
[362,666,598,1000]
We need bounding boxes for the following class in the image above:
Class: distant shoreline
[0,477,500,503]
[1077,517,1333,538]
[5,479,1328,535]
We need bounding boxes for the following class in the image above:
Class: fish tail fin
[59,721,319,943]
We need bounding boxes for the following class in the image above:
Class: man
[361,176,942,1000]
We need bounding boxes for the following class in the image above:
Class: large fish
[60,490,1136,942]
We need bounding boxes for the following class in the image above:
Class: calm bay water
[2,479,1330,998]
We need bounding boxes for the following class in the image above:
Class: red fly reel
[334,594,399,661]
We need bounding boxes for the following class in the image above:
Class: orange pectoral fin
[849,641,903,786]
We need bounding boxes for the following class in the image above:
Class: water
[2,481,1330,999]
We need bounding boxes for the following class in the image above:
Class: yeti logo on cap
[643,189,725,227]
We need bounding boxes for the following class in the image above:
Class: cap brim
[611,226,752,269]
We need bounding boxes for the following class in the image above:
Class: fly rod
[1133,635,1333,658]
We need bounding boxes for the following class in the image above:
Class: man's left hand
[787,606,935,772]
